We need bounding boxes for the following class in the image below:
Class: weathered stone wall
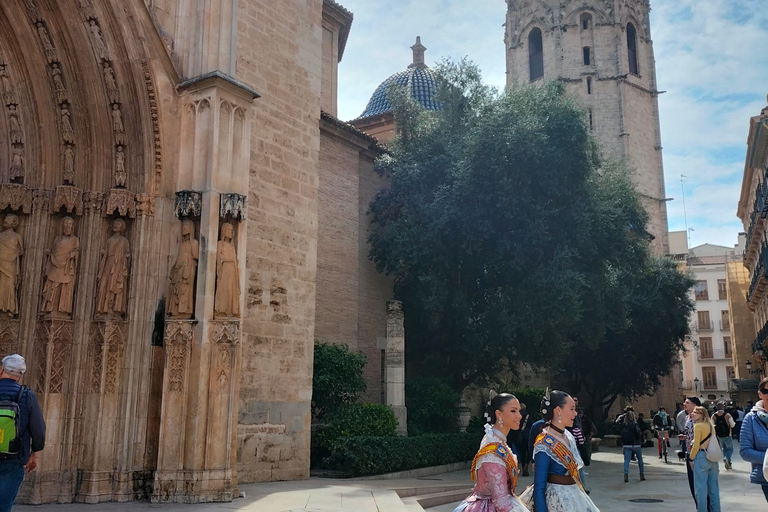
[234,0,323,483]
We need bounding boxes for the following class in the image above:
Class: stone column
[386,300,407,435]
[153,75,255,503]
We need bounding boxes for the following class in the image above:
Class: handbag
[703,425,722,463]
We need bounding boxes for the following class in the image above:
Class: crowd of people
[453,380,768,512]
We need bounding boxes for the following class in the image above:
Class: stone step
[401,487,473,510]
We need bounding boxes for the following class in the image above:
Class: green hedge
[321,432,481,477]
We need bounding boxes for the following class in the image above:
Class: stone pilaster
[385,300,407,435]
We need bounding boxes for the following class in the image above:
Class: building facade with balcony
[737,97,768,380]
[673,232,745,403]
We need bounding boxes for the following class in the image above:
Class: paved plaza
[13,444,768,512]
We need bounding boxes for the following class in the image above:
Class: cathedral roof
[356,37,440,120]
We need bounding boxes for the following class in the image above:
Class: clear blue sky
[336,0,768,248]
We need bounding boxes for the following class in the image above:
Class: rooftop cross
[408,36,427,69]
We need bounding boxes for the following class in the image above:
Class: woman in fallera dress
[453,393,531,512]
[520,390,600,512]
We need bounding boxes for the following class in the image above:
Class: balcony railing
[748,242,768,304]
[697,348,732,360]
[695,321,713,331]
[745,179,768,258]
[702,380,729,391]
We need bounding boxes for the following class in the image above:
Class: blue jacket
[739,410,768,485]
[533,449,569,512]
[0,378,45,465]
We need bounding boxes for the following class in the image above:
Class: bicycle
[656,426,672,463]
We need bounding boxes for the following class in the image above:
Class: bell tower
[505,0,669,253]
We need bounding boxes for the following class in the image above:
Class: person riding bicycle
[653,407,671,459]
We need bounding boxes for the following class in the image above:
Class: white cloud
[335,0,768,247]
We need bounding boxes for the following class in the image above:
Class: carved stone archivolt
[164,321,193,393]
[141,60,162,194]
[168,219,198,319]
[214,223,240,319]
[0,215,23,317]
[41,217,79,318]
[95,219,130,320]
[220,193,246,220]
[174,191,202,218]
[2,53,26,183]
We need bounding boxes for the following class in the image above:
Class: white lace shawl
[475,424,518,472]
[531,427,584,472]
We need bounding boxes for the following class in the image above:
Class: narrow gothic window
[627,23,639,75]
[529,28,544,81]
[580,13,592,30]
[587,77,592,94]
[588,110,593,130]
[583,47,591,66]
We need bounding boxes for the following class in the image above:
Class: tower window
[583,47,591,66]
[528,28,544,81]
[580,13,592,30]
[627,23,639,75]
[588,110,593,130]
[586,77,592,94]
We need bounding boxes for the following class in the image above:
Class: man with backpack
[712,399,735,469]
[0,354,45,511]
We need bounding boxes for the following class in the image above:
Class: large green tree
[368,60,693,398]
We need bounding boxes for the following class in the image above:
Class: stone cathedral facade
[505,0,670,253]
[0,0,402,505]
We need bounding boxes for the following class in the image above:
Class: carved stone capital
[83,190,104,215]
[136,193,155,217]
[52,185,83,215]
[0,183,32,214]
[104,188,136,218]
[174,190,202,218]
[211,320,239,345]
[220,193,246,220]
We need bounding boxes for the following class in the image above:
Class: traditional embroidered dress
[453,425,530,512]
[519,428,600,512]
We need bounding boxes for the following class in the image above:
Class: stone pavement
[14,444,768,511]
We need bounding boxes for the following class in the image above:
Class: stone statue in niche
[51,63,67,104]
[96,218,130,319]
[111,104,124,144]
[168,219,199,319]
[9,146,23,181]
[213,222,240,318]
[63,144,74,184]
[0,67,15,105]
[88,20,109,61]
[41,217,79,317]
[61,105,74,144]
[8,105,23,144]
[114,146,125,187]
[36,22,56,63]
[0,214,23,316]
[103,63,119,104]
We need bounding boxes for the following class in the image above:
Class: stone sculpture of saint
[8,105,23,144]
[61,106,74,144]
[89,20,109,61]
[9,146,23,181]
[96,218,130,318]
[114,146,126,187]
[112,104,124,144]
[0,67,15,105]
[104,64,119,104]
[0,215,23,316]
[63,144,74,184]
[41,217,79,317]
[214,222,240,318]
[51,64,66,104]
[168,219,199,319]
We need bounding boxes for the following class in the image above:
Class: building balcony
[747,242,768,307]
[701,380,729,391]
[745,178,768,268]
[697,349,732,361]
[695,321,713,331]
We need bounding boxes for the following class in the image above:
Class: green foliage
[312,341,367,420]
[321,433,481,476]
[367,59,692,413]
[466,416,486,435]
[315,403,398,450]
[506,387,546,422]
[406,377,461,434]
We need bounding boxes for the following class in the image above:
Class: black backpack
[713,413,730,438]
[621,421,639,445]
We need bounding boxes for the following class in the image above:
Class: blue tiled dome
[357,37,440,120]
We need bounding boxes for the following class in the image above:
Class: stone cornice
[321,111,386,155]
[323,0,353,61]
[177,71,260,102]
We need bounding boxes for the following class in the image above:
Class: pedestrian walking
[711,399,735,469]
[0,354,46,512]
[734,406,744,441]
[679,396,711,510]
[637,413,653,442]
[688,406,721,512]
[620,411,645,482]
[739,376,768,502]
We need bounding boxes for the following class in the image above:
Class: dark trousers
[686,459,711,511]
[0,461,24,512]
